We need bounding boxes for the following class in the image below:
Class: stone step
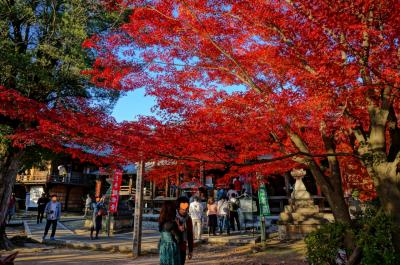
[284,205,319,214]
[279,212,333,224]
[206,234,261,245]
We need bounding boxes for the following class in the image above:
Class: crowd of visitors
[185,182,244,239]
[158,178,245,264]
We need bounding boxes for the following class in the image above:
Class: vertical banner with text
[109,169,123,213]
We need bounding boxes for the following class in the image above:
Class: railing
[16,172,49,183]
[119,186,152,197]
[49,172,88,185]
[17,171,89,186]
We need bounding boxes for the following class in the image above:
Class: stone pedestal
[278,169,333,239]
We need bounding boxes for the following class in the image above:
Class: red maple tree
[85,0,400,252]
[2,0,400,256]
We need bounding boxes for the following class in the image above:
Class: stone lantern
[290,169,313,207]
[278,168,334,239]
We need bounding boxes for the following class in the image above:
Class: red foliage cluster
[83,0,400,197]
[4,1,400,201]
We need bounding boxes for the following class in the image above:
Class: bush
[305,208,400,265]
[356,209,400,265]
[305,222,349,265]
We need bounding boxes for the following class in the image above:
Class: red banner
[109,169,123,213]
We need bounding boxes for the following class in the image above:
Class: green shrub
[356,210,400,265]
[305,222,349,265]
[305,208,400,265]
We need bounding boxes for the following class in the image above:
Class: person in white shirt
[217,197,230,235]
[84,194,92,217]
[189,196,204,240]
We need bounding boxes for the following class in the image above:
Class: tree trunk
[0,149,24,250]
[362,105,400,251]
[366,162,400,251]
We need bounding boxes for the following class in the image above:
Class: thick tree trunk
[307,164,352,223]
[365,161,400,251]
[0,149,24,250]
[361,105,400,251]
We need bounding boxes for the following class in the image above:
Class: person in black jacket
[36,193,49,224]
[176,196,194,265]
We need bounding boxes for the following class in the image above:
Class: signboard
[258,184,270,216]
[109,169,123,213]
[28,186,44,208]
[239,198,257,213]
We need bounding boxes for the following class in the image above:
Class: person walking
[189,196,204,240]
[83,194,92,217]
[6,193,16,224]
[229,193,241,232]
[90,196,106,240]
[37,193,49,224]
[206,198,218,236]
[217,197,230,235]
[175,196,194,265]
[42,194,61,240]
[159,201,181,265]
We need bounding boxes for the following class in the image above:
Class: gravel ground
[3,238,307,265]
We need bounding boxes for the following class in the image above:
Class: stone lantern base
[278,198,334,239]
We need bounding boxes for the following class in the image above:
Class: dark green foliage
[305,222,349,265]
[0,0,122,109]
[0,0,123,164]
[356,208,400,265]
[305,208,400,265]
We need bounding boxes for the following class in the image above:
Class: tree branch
[156,151,359,167]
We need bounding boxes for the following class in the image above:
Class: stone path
[21,212,269,255]
[25,219,160,253]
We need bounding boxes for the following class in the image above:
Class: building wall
[48,185,86,211]
[48,185,67,207]
[68,186,85,210]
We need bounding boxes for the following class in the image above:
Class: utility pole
[132,160,145,257]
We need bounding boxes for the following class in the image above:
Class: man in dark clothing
[37,193,49,224]
[176,196,194,265]
[229,193,241,231]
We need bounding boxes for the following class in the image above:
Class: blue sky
[112,84,247,122]
[112,88,156,122]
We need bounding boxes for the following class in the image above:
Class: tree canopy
[1,0,400,253]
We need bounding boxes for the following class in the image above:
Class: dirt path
[4,239,307,265]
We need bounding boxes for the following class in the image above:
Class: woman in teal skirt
[159,201,181,265]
